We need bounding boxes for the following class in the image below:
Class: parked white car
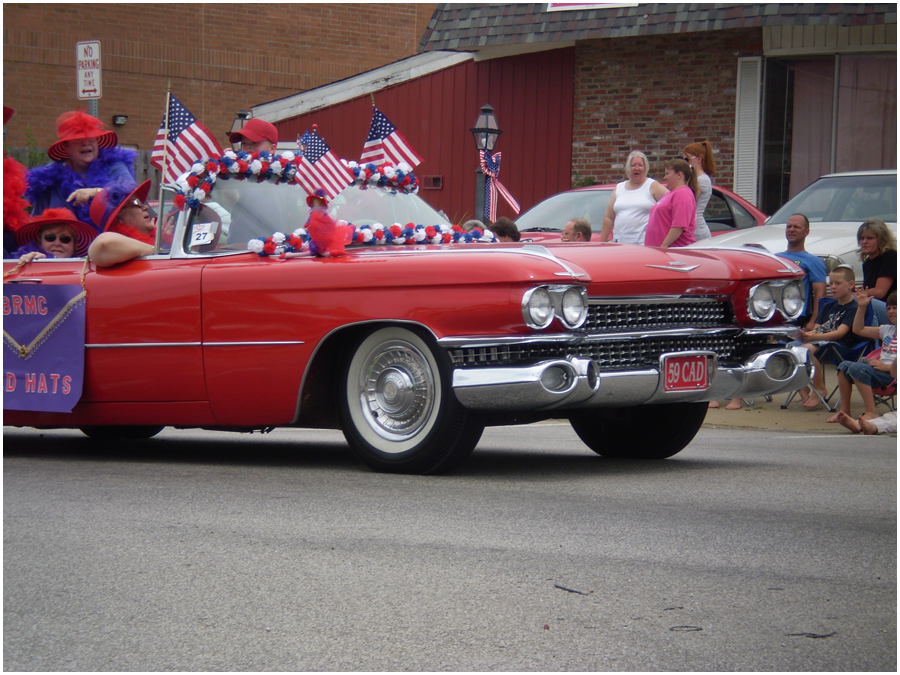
[688,170,897,280]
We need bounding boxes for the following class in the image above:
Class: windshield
[182,181,449,254]
[768,174,897,225]
[516,189,612,232]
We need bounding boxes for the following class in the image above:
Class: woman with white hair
[599,150,668,244]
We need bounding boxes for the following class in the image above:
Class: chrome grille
[448,334,773,372]
[584,299,730,333]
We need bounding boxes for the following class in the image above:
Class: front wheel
[339,326,484,474]
[569,402,708,459]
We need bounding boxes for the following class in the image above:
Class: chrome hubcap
[360,342,436,441]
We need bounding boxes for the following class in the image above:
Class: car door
[5,256,207,404]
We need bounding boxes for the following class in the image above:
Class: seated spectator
[229,118,278,153]
[712,213,824,412]
[561,218,591,242]
[461,219,485,232]
[795,265,866,408]
[858,218,897,300]
[835,359,896,434]
[25,110,136,231]
[827,291,896,424]
[12,207,97,263]
[856,218,897,325]
[492,217,520,242]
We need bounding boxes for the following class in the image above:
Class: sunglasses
[42,233,73,244]
[123,198,145,208]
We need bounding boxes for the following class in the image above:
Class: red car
[4,156,808,474]
[516,183,766,243]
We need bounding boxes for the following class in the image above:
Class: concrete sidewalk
[703,363,896,433]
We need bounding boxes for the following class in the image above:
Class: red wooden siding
[274,48,575,224]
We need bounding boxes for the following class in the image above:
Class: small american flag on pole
[360,107,423,168]
[295,126,354,201]
[151,94,223,183]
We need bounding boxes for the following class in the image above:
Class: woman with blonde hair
[600,150,668,244]
[857,218,897,300]
[683,140,717,241]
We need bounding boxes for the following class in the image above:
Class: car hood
[687,222,867,263]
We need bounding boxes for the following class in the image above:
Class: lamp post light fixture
[470,104,502,222]
[228,110,251,152]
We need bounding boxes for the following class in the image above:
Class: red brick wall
[572,28,763,191]
[3,3,437,152]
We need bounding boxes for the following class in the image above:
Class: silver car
[689,170,897,280]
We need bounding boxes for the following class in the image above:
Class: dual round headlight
[522,285,588,330]
[747,280,805,322]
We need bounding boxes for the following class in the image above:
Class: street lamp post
[470,104,502,222]
[227,110,251,152]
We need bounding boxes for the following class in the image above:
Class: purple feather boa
[12,239,55,260]
[25,146,137,230]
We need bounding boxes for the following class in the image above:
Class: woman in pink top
[644,159,699,248]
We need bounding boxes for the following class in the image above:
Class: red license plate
[663,354,709,392]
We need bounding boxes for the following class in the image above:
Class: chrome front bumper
[451,346,812,411]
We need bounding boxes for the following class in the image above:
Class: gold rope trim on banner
[3,290,87,360]
[4,258,89,290]
[3,260,27,278]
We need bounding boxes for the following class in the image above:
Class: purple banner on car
[3,285,86,412]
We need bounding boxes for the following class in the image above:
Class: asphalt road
[3,423,896,671]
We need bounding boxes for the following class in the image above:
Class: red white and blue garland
[479,150,520,222]
[169,151,499,256]
[248,222,497,257]
[173,151,422,210]
[344,160,419,194]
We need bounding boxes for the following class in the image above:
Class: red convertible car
[4,155,811,474]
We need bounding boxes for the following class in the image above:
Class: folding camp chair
[781,297,876,411]
[867,348,897,412]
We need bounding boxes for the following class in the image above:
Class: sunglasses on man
[42,233,73,244]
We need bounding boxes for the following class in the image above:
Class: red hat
[229,118,278,146]
[90,179,152,232]
[306,188,329,208]
[48,110,118,161]
[3,106,13,126]
[14,207,97,257]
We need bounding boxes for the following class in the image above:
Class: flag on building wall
[360,107,423,168]
[296,127,354,201]
[151,94,223,183]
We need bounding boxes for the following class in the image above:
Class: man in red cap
[229,118,278,153]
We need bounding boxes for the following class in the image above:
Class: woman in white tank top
[600,150,668,244]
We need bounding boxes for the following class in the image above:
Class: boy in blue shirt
[796,265,865,408]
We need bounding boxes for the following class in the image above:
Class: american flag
[150,94,223,183]
[360,108,422,168]
[295,128,354,201]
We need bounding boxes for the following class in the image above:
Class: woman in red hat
[12,207,97,263]
[90,179,157,242]
[86,179,163,267]
[25,109,136,232]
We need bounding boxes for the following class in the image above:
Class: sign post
[76,41,101,117]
